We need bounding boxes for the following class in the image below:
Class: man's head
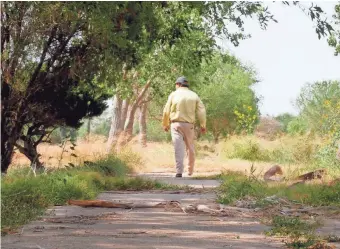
[175,76,189,88]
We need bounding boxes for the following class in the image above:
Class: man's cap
[175,76,189,86]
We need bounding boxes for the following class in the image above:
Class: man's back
[162,87,206,127]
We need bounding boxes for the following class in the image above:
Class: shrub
[1,154,183,231]
[1,155,129,230]
[287,118,308,135]
[217,172,269,204]
[148,119,172,142]
[227,139,272,162]
[84,155,132,177]
[217,171,340,207]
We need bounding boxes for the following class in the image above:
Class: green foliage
[284,183,340,206]
[275,113,296,132]
[328,4,340,56]
[50,128,63,144]
[228,140,272,162]
[297,80,340,137]
[287,117,308,135]
[196,53,259,142]
[146,119,172,142]
[218,171,340,207]
[266,216,319,243]
[1,171,100,229]
[92,119,111,137]
[102,177,185,191]
[217,172,268,204]
[84,155,132,177]
[294,80,340,172]
[314,140,340,171]
[1,155,184,230]
[224,135,321,165]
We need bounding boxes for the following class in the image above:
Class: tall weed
[218,172,340,206]
[2,155,128,230]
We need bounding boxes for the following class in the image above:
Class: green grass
[266,216,320,238]
[222,136,340,177]
[217,172,340,206]
[1,155,183,232]
[192,174,222,180]
[265,216,324,249]
[102,177,189,191]
[225,139,317,165]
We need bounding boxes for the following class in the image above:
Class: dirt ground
[10,138,299,178]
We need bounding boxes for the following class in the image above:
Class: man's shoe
[175,173,182,178]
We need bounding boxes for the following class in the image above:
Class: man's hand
[163,126,169,132]
[201,127,206,134]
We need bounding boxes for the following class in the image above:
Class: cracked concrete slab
[1,190,284,249]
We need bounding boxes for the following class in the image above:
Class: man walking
[162,76,206,177]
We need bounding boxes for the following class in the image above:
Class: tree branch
[47,23,83,70]
[136,80,152,106]
[14,142,26,154]
[27,25,57,90]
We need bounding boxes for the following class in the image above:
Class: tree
[14,75,109,170]
[286,117,308,135]
[296,80,340,137]
[1,2,334,172]
[107,1,334,149]
[107,1,279,149]
[275,113,296,132]
[1,1,171,173]
[196,53,260,143]
[328,3,340,55]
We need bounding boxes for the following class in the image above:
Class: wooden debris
[264,165,284,182]
[68,199,180,209]
[68,200,130,208]
[297,169,326,181]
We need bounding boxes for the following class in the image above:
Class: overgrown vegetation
[266,216,321,249]
[1,155,181,232]
[217,171,340,206]
[221,134,340,177]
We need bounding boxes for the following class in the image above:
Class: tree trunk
[87,118,91,141]
[60,126,67,143]
[213,135,219,144]
[139,102,148,147]
[106,95,122,152]
[1,90,24,173]
[15,140,44,170]
[120,99,130,131]
[212,130,220,144]
[117,80,152,149]
[1,135,18,173]
[121,103,137,141]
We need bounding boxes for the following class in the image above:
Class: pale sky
[219,1,340,116]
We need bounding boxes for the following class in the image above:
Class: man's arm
[196,96,206,129]
[162,93,173,131]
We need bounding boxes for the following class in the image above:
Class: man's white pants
[170,122,195,175]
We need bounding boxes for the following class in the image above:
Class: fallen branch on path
[68,199,263,217]
[68,199,181,209]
